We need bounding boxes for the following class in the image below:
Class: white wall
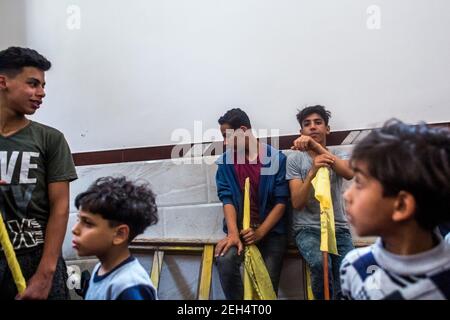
[0,0,27,48]
[2,0,450,152]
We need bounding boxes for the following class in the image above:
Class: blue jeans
[295,226,354,300]
[215,232,287,300]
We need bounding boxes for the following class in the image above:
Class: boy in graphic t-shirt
[0,47,78,299]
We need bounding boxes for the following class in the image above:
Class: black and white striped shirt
[340,234,450,300]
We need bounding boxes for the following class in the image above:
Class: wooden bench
[130,238,373,300]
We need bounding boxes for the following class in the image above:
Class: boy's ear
[326,125,331,135]
[113,224,130,245]
[0,75,7,90]
[392,191,416,223]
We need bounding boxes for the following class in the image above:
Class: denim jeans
[295,226,354,300]
[215,232,287,300]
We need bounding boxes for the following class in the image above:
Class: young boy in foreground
[341,120,450,300]
[72,176,158,300]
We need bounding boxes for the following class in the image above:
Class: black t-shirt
[0,121,78,253]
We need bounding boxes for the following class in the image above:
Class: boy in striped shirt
[340,120,450,300]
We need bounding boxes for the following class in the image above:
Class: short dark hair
[218,108,252,129]
[296,105,331,128]
[75,176,158,242]
[351,119,450,230]
[0,47,51,77]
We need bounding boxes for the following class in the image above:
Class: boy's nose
[72,223,79,235]
[36,86,46,98]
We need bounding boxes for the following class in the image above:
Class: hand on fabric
[311,154,335,174]
[16,271,53,300]
[240,228,263,245]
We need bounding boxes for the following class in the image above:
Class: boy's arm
[17,181,70,300]
[215,204,243,257]
[314,144,353,180]
[311,143,353,180]
[329,157,353,180]
[214,164,243,257]
[289,172,315,210]
[289,154,333,210]
[292,136,353,180]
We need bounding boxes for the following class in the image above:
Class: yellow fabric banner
[311,167,338,255]
[0,210,27,294]
[242,178,277,300]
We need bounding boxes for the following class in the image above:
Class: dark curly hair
[75,176,158,242]
[0,46,51,77]
[218,108,252,129]
[351,119,450,231]
[296,105,331,128]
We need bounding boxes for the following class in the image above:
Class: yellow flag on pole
[311,168,338,255]
[0,210,27,294]
[242,178,277,300]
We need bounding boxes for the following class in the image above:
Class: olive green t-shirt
[0,121,78,253]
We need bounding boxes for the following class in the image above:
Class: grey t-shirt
[286,149,350,234]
